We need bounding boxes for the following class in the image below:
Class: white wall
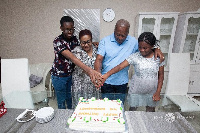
[0,0,199,64]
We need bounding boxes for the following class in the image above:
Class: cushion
[29,74,43,88]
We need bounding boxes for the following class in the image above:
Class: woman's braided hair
[138,32,158,47]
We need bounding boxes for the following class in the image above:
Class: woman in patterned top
[71,29,99,108]
[101,32,164,112]
[51,16,101,109]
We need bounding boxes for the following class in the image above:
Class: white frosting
[68,97,125,132]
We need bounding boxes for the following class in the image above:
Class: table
[0,108,198,133]
[125,111,198,133]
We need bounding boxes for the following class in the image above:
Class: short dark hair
[138,32,157,46]
[115,19,130,34]
[79,29,92,40]
[60,16,74,27]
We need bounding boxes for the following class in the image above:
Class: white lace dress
[126,52,165,107]
[71,45,99,108]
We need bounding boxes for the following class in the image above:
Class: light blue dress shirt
[97,33,138,85]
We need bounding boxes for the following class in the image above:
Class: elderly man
[94,19,164,103]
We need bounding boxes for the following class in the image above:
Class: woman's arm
[101,60,130,84]
[61,49,102,84]
[153,65,164,101]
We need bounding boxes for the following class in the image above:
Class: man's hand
[93,42,99,48]
[154,48,165,63]
[94,74,108,89]
[87,69,102,87]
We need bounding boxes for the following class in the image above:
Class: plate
[35,107,54,123]
[16,109,35,122]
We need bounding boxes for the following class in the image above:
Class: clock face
[103,8,115,22]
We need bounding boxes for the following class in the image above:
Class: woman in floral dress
[71,29,99,108]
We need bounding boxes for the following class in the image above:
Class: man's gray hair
[115,19,130,29]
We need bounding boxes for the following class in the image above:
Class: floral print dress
[71,45,99,108]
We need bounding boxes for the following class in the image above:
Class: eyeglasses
[80,40,92,45]
[64,27,75,33]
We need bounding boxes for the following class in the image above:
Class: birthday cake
[67,97,126,132]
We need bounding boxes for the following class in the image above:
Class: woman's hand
[154,48,165,63]
[100,74,109,85]
[152,92,161,101]
[87,69,102,87]
[94,73,109,89]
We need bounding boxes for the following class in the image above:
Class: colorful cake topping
[67,98,126,132]
[103,98,109,101]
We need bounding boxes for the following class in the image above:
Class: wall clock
[102,8,115,22]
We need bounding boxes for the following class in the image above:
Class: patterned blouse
[51,34,79,77]
[71,45,97,94]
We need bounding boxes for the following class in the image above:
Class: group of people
[51,16,165,112]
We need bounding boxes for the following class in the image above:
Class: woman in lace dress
[101,32,164,112]
[71,29,99,108]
